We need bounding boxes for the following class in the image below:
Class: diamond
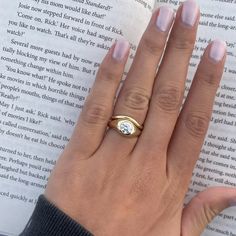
[118,120,135,135]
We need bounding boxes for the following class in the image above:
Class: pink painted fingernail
[209,39,226,62]
[112,39,130,61]
[181,0,199,27]
[156,6,174,32]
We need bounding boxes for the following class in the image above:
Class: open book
[0,0,235,235]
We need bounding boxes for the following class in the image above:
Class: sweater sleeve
[20,195,93,236]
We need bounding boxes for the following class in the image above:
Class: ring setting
[108,116,143,138]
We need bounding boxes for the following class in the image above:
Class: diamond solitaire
[118,120,135,136]
[108,115,143,138]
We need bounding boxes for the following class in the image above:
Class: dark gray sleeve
[20,195,93,236]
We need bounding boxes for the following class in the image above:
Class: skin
[45,3,236,236]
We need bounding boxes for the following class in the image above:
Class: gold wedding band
[108,115,143,138]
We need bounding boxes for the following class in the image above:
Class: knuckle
[83,102,109,125]
[154,86,182,113]
[198,70,218,87]
[99,63,119,81]
[203,203,219,223]
[141,32,164,56]
[169,35,195,52]
[194,194,218,224]
[123,88,150,111]
[184,112,210,138]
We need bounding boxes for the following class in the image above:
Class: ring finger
[136,0,200,161]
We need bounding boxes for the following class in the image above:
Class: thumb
[181,187,236,236]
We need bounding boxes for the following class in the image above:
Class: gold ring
[108,115,143,138]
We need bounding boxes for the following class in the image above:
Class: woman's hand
[45,1,236,235]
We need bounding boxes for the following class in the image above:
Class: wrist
[20,195,93,236]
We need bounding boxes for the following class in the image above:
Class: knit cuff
[20,195,93,236]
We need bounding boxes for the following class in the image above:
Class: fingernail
[156,6,174,32]
[209,40,226,62]
[181,0,199,27]
[112,39,130,61]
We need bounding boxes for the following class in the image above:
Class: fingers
[101,7,175,153]
[136,0,199,157]
[168,40,226,181]
[67,40,130,158]
[182,187,236,236]
[114,7,174,124]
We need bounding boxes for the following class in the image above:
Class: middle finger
[101,6,175,154]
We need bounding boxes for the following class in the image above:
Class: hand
[45,1,236,235]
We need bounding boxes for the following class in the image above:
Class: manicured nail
[181,0,199,27]
[112,39,130,61]
[209,40,226,62]
[156,6,174,32]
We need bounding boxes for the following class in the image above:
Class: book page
[0,0,155,235]
[155,0,236,235]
